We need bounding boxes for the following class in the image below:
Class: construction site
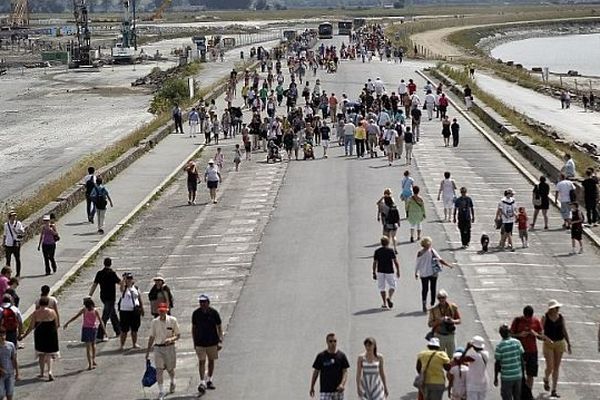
[0,0,287,206]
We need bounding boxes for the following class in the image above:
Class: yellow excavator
[142,0,173,21]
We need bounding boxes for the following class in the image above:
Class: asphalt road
[13,37,600,400]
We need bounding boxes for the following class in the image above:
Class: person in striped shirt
[494,324,525,400]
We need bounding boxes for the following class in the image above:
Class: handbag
[431,251,442,275]
[532,185,542,207]
[413,351,437,389]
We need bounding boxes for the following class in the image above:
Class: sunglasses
[327,339,337,343]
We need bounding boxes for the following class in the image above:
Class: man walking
[494,324,525,400]
[2,211,24,278]
[510,305,542,389]
[84,166,96,223]
[462,336,490,400]
[343,119,356,157]
[0,329,17,400]
[89,257,121,341]
[90,177,113,235]
[555,174,575,229]
[454,187,475,249]
[145,303,180,400]
[372,236,400,309]
[172,103,184,134]
[496,188,516,250]
[310,333,350,399]
[188,107,200,138]
[192,295,223,395]
[428,289,461,357]
[582,168,599,225]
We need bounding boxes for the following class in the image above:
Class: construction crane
[112,0,137,63]
[10,0,29,27]
[143,0,172,22]
[70,0,92,67]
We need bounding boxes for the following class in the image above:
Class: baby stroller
[303,142,315,160]
[267,140,282,163]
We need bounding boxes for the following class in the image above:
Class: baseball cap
[157,303,169,312]
[208,159,214,164]
[198,294,210,302]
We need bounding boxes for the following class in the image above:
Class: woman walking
[20,297,59,381]
[118,272,145,351]
[184,161,199,205]
[148,275,174,318]
[63,297,105,370]
[415,237,454,312]
[400,170,415,216]
[406,186,426,243]
[437,172,457,222]
[541,300,571,398]
[356,337,388,399]
[376,190,400,254]
[441,116,451,147]
[531,176,550,230]
[37,215,58,275]
[204,159,222,204]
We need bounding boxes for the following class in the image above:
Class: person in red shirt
[510,305,543,389]
[407,79,417,95]
[516,207,529,248]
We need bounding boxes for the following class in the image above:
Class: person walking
[193,294,223,395]
[570,202,584,254]
[377,195,400,254]
[428,290,461,357]
[451,119,460,147]
[415,238,454,312]
[35,285,60,327]
[37,215,58,276]
[496,189,516,250]
[84,166,97,223]
[117,272,144,351]
[437,172,457,222]
[561,154,575,179]
[582,168,599,225]
[63,297,105,370]
[172,104,184,134]
[438,94,449,119]
[424,90,435,121]
[461,336,490,400]
[531,176,550,230]
[416,337,451,400]
[0,329,17,400]
[145,303,180,400]
[464,85,473,110]
[555,174,575,229]
[355,120,367,158]
[494,324,525,400]
[447,350,468,400]
[404,127,414,164]
[441,116,451,147]
[372,236,400,309]
[310,333,350,399]
[411,107,422,143]
[356,337,388,399]
[148,276,174,318]
[0,294,22,361]
[188,107,200,138]
[204,159,222,204]
[90,177,113,235]
[343,119,356,156]
[184,160,199,205]
[382,123,397,166]
[89,257,121,341]
[20,297,59,381]
[510,305,543,390]
[454,187,475,249]
[406,186,426,243]
[541,299,571,398]
[3,210,24,278]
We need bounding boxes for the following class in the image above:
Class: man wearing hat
[2,210,24,277]
[462,336,490,400]
[148,275,174,318]
[145,303,180,400]
[496,188,517,251]
[192,295,223,395]
[494,324,524,400]
[428,289,461,357]
[204,160,222,204]
[416,337,451,400]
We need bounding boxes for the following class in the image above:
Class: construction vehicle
[142,0,172,22]
[10,0,29,27]
[69,0,93,68]
[112,0,137,63]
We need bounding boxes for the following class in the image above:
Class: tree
[255,0,268,9]
[393,0,404,7]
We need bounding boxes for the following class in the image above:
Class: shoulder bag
[413,351,437,389]
[431,250,442,275]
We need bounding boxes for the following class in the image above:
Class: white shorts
[377,273,397,292]
[322,139,329,148]
[410,222,422,230]
[443,197,454,209]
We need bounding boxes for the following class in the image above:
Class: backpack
[93,187,108,209]
[386,205,400,225]
[0,306,18,331]
[85,176,96,196]
[404,131,413,144]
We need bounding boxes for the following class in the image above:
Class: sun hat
[198,294,210,302]
[453,351,463,360]
[427,337,440,348]
[153,275,165,282]
[7,210,16,216]
[471,335,485,349]
[547,299,562,310]
[208,159,214,164]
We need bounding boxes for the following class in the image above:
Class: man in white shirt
[462,336,490,400]
[2,210,24,278]
[555,173,576,228]
[374,77,385,96]
[495,189,517,250]
[343,120,356,156]
[145,303,180,400]
[398,79,407,101]
[562,154,576,179]
[383,124,398,166]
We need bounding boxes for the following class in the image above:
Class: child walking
[516,207,529,248]
[233,144,242,172]
[63,297,105,370]
[571,202,584,254]
[214,147,225,171]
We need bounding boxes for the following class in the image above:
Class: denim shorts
[0,374,15,397]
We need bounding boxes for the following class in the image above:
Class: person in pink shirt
[0,268,12,299]
[63,297,105,370]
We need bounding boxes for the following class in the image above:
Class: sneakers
[386,298,393,309]
[158,392,165,400]
[206,381,216,390]
[198,383,206,394]
[169,382,176,394]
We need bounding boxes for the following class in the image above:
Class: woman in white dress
[437,171,457,222]
[356,337,388,400]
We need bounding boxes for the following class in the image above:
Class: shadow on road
[395,310,426,318]
[353,308,388,316]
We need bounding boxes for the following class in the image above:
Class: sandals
[543,378,550,391]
